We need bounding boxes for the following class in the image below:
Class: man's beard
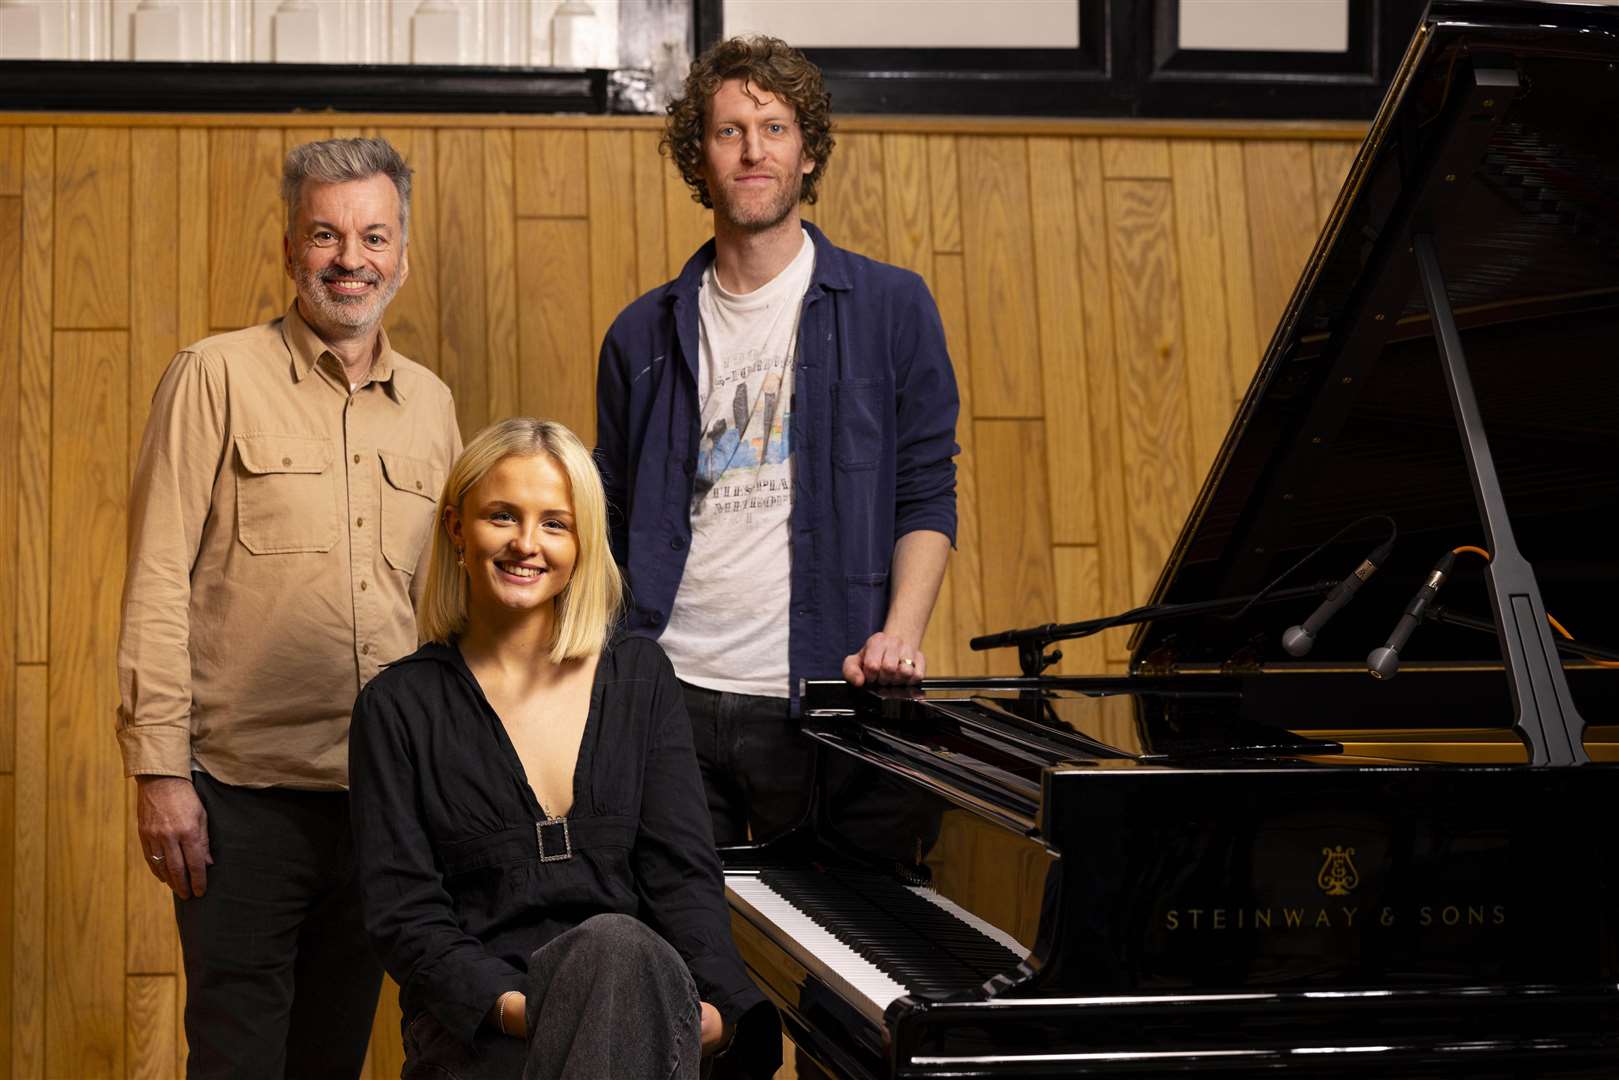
[713,170,804,233]
[294,265,403,332]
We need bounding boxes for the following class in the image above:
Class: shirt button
[281,456,292,467]
[360,580,368,591]
[415,481,423,490]
[355,517,364,528]
[353,453,361,464]
[361,643,372,655]
[670,536,685,551]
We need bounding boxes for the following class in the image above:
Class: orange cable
[1451,544,1491,560]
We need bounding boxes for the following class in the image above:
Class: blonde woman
[349,418,777,1079]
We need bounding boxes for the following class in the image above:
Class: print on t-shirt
[693,367,791,521]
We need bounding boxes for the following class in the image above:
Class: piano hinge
[1220,637,1266,676]
[1138,643,1179,676]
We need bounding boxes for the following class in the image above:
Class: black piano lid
[1134,0,1619,677]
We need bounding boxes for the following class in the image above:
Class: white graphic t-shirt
[658,230,815,697]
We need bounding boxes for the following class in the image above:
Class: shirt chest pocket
[234,434,337,554]
[379,450,443,573]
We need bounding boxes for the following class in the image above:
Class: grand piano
[720,2,1619,1075]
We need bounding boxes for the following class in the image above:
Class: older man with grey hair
[116,137,461,1078]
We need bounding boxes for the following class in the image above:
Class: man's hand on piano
[843,631,926,687]
[699,1000,729,1056]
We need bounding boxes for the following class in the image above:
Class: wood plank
[0,774,12,1072]
[974,420,1055,676]
[176,130,210,347]
[130,129,180,477]
[1169,140,1236,477]
[13,665,46,1080]
[18,128,51,666]
[1027,137,1096,546]
[126,975,176,1080]
[587,129,640,358]
[48,330,129,1080]
[1053,546,1107,674]
[365,977,406,1080]
[0,197,18,773]
[1104,180,1195,607]
[517,219,594,442]
[1243,141,1318,362]
[662,156,711,280]
[207,129,283,330]
[880,133,931,281]
[1071,139,1131,662]
[959,137,1040,418]
[926,135,961,254]
[630,130,668,295]
[484,129,518,422]
[514,129,586,217]
[53,127,130,329]
[435,129,488,437]
[929,254,984,676]
[1213,140,1261,398]
[376,127,440,371]
[812,132,886,260]
[0,125,21,194]
[1310,139,1359,231]
[1102,138,1172,179]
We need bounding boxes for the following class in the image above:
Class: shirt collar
[670,219,853,304]
[281,301,406,402]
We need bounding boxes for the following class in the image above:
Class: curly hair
[662,35,835,209]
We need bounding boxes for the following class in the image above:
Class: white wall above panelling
[1178,0,1349,53]
[723,0,1081,50]
[0,0,625,64]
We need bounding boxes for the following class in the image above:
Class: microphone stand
[1425,605,1619,665]
[971,581,1336,677]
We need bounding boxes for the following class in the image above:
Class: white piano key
[906,884,1030,959]
[727,874,908,1018]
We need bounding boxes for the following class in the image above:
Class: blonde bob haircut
[418,418,622,660]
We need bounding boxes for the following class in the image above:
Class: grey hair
[281,137,413,243]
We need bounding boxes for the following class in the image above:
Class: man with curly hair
[595,36,960,849]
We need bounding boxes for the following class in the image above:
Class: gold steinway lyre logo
[1317,846,1359,897]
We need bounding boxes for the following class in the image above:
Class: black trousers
[680,682,814,845]
[176,772,383,1080]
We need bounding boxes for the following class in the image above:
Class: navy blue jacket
[594,223,960,708]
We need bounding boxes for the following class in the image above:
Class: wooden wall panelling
[958,137,1040,418]
[516,219,594,442]
[661,160,711,281]
[207,129,283,331]
[974,420,1056,677]
[48,330,129,1079]
[365,979,405,1080]
[0,126,21,195]
[1242,141,1318,362]
[376,127,440,371]
[1310,140,1359,231]
[126,128,183,981]
[928,254,985,677]
[436,128,490,436]
[483,129,519,422]
[0,196,18,774]
[1053,545,1106,674]
[812,132,886,262]
[926,136,961,254]
[879,133,931,283]
[587,130,641,362]
[514,130,587,218]
[1071,138,1133,662]
[1212,141,1261,398]
[54,127,130,330]
[126,974,175,1080]
[13,665,47,1080]
[1102,138,1172,180]
[176,130,210,348]
[1104,179,1195,608]
[0,773,12,1075]
[18,128,51,666]
[1169,140,1236,476]
[630,131,668,295]
[1028,136,1097,547]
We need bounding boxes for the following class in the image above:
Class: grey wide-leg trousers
[402,913,701,1080]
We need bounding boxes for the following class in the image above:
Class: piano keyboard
[727,867,1026,1021]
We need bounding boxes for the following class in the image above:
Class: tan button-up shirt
[117,304,462,790]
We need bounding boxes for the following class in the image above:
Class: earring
[455,546,465,567]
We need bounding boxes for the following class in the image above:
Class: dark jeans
[402,914,700,1080]
[176,771,383,1080]
[680,682,815,845]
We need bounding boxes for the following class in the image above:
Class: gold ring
[899,657,915,667]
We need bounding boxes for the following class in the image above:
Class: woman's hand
[497,990,527,1038]
[699,1001,729,1056]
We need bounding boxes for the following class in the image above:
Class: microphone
[1281,539,1395,657]
[1367,552,1456,679]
